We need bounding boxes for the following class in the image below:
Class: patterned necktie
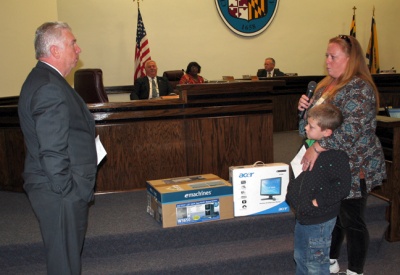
[151,78,157,98]
[267,72,271,78]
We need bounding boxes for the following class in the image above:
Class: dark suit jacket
[130,76,173,100]
[256,68,285,77]
[18,61,97,203]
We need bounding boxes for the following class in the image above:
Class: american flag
[133,8,151,80]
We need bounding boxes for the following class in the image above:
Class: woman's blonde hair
[316,35,380,110]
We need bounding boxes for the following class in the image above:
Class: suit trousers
[329,179,369,274]
[25,181,90,275]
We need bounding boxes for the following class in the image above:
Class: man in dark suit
[256,57,285,77]
[130,60,173,100]
[18,22,97,275]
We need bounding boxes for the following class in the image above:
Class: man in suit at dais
[257,57,285,77]
[130,60,173,100]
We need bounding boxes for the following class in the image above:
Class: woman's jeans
[294,217,337,275]
[330,179,369,274]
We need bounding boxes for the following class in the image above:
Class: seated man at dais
[130,60,173,100]
[257,57,285,77]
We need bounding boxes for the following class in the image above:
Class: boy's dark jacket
[286,143,351,225]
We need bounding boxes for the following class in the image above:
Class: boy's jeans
[294,217,336,275]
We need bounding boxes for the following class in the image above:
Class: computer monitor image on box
[260,177,281,201]
[204,203,219,218]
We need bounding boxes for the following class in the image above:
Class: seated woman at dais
[179,61,205,84]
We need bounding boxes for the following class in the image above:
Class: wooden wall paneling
[0,128,25,192]
[270,93,300,132]
[373,116,400,242]
[2,75,400,193]
[95,119,187,192]
[374,74,400,108]
[185,113,273,181]
[386,124,400,241]
[379,92,400,108]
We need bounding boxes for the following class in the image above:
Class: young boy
[286,103,351,275]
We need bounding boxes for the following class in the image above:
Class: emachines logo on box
[184,190,212,198]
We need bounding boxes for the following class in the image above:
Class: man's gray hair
[266,57,276,65]
[34,22,71,59]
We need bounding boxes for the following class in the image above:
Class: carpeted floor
[1,188,398,274]
[1,131,399,274]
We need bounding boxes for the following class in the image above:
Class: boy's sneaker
[330,259,340,273]
[346,269,363,275]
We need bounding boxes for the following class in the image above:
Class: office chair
[74,69,109,103]
[162,70,184,89]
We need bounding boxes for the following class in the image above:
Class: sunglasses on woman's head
[338,35,352,47]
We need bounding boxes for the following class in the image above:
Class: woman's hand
[301,145,319,171]
[298,94,314,113]
[301,143,325,171]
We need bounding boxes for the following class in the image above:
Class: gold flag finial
[352,6,357,15]
[134,0,143,9]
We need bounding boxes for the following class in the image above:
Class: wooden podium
[373,116,400,242]
[0,80,280,193]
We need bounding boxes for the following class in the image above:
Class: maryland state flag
[349,14,356,37]
[366,14,379,73]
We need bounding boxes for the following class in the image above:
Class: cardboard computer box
[146,174,234,228]
[229,162,290,217]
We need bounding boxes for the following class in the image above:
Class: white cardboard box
[229,163,290,217]
[146,174,234,228]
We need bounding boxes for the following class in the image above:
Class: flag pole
[134,0,143,9]
[353,6,356,15]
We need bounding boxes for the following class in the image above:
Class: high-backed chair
[74,69,109,103]
[162,70,184,90]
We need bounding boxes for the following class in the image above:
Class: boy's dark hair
[307,103,343,131]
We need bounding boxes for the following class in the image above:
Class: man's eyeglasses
[338,35,352,47]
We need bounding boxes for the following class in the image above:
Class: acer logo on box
[229,163,290,217]
[239,172,254,178]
